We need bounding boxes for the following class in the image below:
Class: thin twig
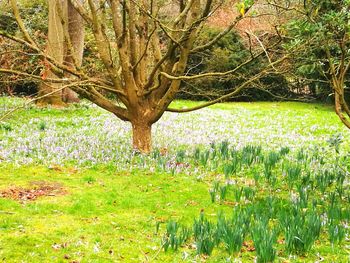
[0,211,16,214]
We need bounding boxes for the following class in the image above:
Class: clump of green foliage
[162,220,191,252]
[251,217,278,263]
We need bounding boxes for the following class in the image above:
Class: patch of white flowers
[0,98,349,166]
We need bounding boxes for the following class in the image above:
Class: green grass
[171,100,344,138]
[0,165,225,262]
[0,97,349,262]
[1,161,349,262]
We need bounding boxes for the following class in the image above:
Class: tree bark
[132,122,152,153]
[62,0,85,103]
[37,0,67,107]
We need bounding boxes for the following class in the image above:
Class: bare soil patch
[0,181,65,202]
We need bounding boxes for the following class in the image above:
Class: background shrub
[177,27,291,102]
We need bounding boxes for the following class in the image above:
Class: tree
[37,0,84,106]
[36,0,67,106]
[62,0,85,103]
[279,0,350,127]
[1,0,285,153]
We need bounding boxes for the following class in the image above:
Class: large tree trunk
[62,0,85,103]
[37,0,67,107]
[38,0,85,105]
[132,122,152,153]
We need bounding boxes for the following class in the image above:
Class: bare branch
[68,0,93,24]
[160,49,267,81]
[166,71,266,113]
[191,5,253,53]
[9,0,38,47]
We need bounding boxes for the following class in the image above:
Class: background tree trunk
[37,0,67,107]
[38,0,85,105]
[62,0,84,103]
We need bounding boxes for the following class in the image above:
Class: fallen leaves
[0,181,65,202]
[185,200,199,207]
[242,240,255,252]
[51,243,80,262]
[48,165,79,174]
[52,242,68,250]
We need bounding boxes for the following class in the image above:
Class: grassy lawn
[0,165,217,262]
[0,97,349,262]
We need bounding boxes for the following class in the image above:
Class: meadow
[0,97,349,262]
